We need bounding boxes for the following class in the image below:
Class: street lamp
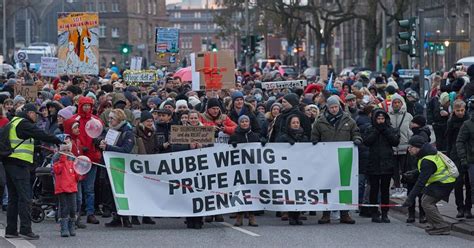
[444,40,450,47]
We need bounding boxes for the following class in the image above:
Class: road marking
[0,229,36,248]
[219,222,261,237]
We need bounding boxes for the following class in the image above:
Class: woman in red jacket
[53,137,82,237]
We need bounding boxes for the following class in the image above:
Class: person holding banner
[270,93,310,142]
[100,109,135,228]
[311,95,362,224]
[229,115,261,227]
[276,114,310,225]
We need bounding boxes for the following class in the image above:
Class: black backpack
[0,119,25,160]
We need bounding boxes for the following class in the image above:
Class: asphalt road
[0,210,472,248]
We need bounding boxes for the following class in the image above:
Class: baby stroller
[31,154,57,223]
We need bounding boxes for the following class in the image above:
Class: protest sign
[320,65,328,81]
[123,70,157,83]
[57,12,99,75]
[156,53,178,68]
[130,57,143,71]
[40,57,58,77]
[103,142,358,217]
[155,27,179,53]
[14,85,38,103]
[261,80,308,90]
[169,125,215,145]
[191,50,235,91]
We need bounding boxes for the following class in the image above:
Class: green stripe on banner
[116,197,129,210]
[110,157,125,194]
[338,148,353,186]
[339,190,352,204]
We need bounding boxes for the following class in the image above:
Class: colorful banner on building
[155,27,179,53]
[103,142,358,217]
[57,12,99,75]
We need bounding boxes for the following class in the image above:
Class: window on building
[137,0,141,14]
[99,25,106,38]
[173,23,181,29]
[213,23,218,30]
[138,24,143,39]
[112,27,119,38]
[85,3,94,12]
[195,12,201,18]
[153,0,157,15]
[194,23,200,30]
[147,0,151,14]
[99,2,106,12]
[174,12,180,18]
[111,2,119,12]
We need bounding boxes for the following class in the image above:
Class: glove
[260,138,267,147]
[231,142,238,148]
[312,141,318,145]
[353,139,362,146]
[289,141,295,146]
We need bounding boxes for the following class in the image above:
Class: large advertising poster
[57,12,99,75]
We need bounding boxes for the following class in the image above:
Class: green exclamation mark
[110,157,129,210]
[338,148,353,204]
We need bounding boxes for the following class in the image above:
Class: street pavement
[0,209,473,248]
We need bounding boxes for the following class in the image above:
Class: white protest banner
[40,57,58,77]
[261,80,308,90]
[123,70,157,83]
[103,142,358,217]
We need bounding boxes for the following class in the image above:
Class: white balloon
[85,118,103,139]
[73,155,92,175]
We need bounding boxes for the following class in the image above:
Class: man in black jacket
[269,93,310,142]
[3,103,63,240]
[403,135,456,235]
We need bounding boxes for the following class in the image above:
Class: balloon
[85,118,103,138]
[73,156,91,175]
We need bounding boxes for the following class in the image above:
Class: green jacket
[311,111,362,143]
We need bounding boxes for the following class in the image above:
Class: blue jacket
[105,122,135,153]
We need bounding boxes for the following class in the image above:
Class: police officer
[402,135,456,235]
[3,103,62,240]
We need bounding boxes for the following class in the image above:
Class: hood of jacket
[63,119,79,139]
[417,143,438,159]
[388,93,407,114]
[78,96,94,119]
[371,109,391,125]
[412,125,431,143]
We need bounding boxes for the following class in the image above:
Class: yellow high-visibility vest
[417,154,456,186]
[8,117,34,163]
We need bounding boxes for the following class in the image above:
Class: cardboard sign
[261,80,308,90]
[155,27,179,53]
[130,57,142,71]
[169,125,215,145]
[40,57,58,77]
[156,53,178,67]
[57,12,99,75]
[14,85,38,103]
[320,65,328,81]
[123,70,157,83]
[191,50,235,91]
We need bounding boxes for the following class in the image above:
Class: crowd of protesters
[0,61,473,238]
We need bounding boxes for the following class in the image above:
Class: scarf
[111,120,127,131]
[288,127,305,141]
[325,108,343,127]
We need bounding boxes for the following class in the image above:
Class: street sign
[17,52,27,61]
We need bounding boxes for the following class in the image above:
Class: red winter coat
[63,118,83,157]
[64,96,102,163]
[53,155,82,194]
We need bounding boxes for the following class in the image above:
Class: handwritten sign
[169,125,215,145]
[261,80,308,90]
[14,85,38,103]
[40,57,58,77]
[320,65,328,81]
[123,70,157,83]
[130,57,142,71]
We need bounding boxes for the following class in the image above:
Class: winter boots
[234,213,243,226]
[68,219,76,236]
[248,213,258,227]
[318,211,331,224]
[105,213,122,227]
[288,212,302,225]
[60,219,69,237]
[76,214,87,229]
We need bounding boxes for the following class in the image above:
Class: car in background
[456,56,474,68]
[339,66,372,77]
[303,67,319,78]
[280,65,298,78]
[15,48,49,72]
[257,59,283,70]
[29,42,57,57]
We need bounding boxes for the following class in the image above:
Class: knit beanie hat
[238,115,250,124]
[13,95,26,106]
[132,109,141,120]
[176,99,188,110]
[271,102,282,111]
[411,115,426,127]
[58,105,76,120]
[188,96,201,107]
[162,100,176,109]
[283,93,299,107]
[408,135,427,148]
[207,98,221,110]
[327,95,341,107]
[231,91,244,101]
[140,110,153,123]
[439,92,450,105]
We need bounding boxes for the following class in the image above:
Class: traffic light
[398,17,417,57]
[241,36,248,54]
[120,43,132,55]
[250,35,264,55]
[211,43,218,52]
